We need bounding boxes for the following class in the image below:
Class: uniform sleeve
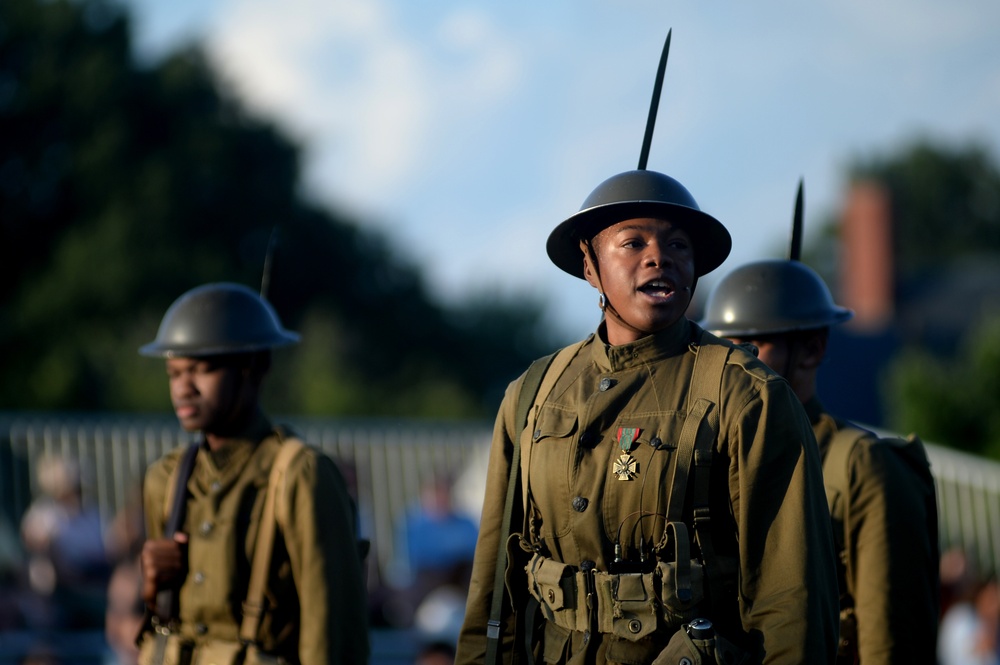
[727,375,840,664]
[142,451,183,541]
[283,449,370,665]
[847,439,939,664]
[455,378,522,665]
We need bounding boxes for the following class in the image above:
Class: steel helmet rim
[699,260,854,337]
[139,282,300,358]
[547,170,732,279]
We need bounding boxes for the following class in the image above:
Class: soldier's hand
[140,532,189,608]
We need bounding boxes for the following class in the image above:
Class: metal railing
[0,412,492,587]
[2,412,1000,580]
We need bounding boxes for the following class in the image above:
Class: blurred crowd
[0,453,474,665]
[0,454,145,664]
[3,452,999,665]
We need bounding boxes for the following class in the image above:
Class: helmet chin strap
[581,238,694,340]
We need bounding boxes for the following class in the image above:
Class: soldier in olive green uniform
[137,283,370,665]
[700,187,939,664]
[455,166,840,665]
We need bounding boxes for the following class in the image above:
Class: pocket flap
[533,408,578,442]
[534,556,572,610]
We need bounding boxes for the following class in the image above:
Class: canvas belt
[525,522,725,643]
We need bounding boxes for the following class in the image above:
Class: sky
[119,0,1000,341]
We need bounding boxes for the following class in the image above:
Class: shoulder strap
[155,442,200,623]
[666,331,730,614]
[520,341,586,519]
[822,427,859,529]
[667,332,728,522]
[485,340,585,665]
[240,437,305,645]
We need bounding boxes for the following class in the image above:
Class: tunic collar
[202,409,273,471]
[591,317,692,372]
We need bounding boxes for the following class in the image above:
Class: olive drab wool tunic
[456,318,839,665]
[141,412,370,665]
[807,398,940,665]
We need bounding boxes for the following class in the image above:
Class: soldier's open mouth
[638,280,675,298]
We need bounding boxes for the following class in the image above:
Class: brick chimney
[840,180,894,332]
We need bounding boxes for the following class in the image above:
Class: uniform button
[547,589,556,603]
[199,521,213,535]
[572,497,588,512]
[680,659,692,665]
[195,623,208,635]
[193,572,205,584]
[533,429,542,441]
[628,619,642,633]
[210,481,222,493]
[649,437,662,449]
[598,378,617,392]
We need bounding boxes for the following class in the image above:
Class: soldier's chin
[176,413,206,432]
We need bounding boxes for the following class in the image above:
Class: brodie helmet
[139,282,300,358]
[546,30,731,280]
[700,180,853,337]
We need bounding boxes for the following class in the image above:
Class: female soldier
[454,169,839,664]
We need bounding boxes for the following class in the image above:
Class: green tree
[0,0,556,417]
[886,315,1000,459]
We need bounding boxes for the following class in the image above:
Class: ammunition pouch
[525,550,708,643]
[526,554,589,633]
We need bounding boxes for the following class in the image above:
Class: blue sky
[119,0,1000,340]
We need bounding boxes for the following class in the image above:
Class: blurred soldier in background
[701,184,940,664]
[136,282,369,665]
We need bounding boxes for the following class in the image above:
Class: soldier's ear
[799,329,828,370]
[581,240,600,290]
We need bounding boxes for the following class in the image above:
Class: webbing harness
[152,433,305,646]
[484,340,585,665]
[484,327,733,664]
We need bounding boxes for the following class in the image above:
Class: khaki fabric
[456,318,839,665]
[809,399,940,665]
[141,411,369,665]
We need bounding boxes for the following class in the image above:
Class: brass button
[547,589,555,603]
[628,619,642,634]
[199,521,213,535]
[193,572,205,584]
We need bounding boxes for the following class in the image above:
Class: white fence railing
[2,412,999,581]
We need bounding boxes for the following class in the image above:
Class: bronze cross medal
[614,427,640,480]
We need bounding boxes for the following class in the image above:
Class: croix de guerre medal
[614,427,641,480]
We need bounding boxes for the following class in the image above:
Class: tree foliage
[887,315,1000,459]
[850,139,1000,279]
[0,0,557,417]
